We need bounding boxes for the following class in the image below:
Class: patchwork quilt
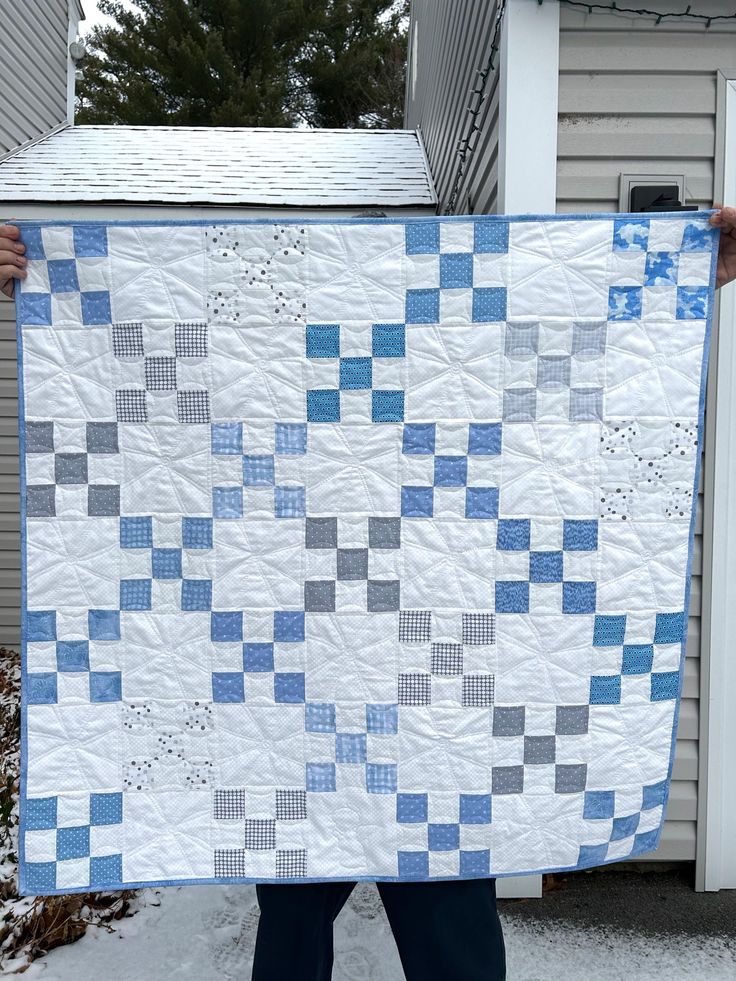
[15,211,719,895]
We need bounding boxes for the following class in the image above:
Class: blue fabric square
[642,779,667,810]
[496,518,530,551]
[654,611,685,645]
[74,224,108,257]
[275,422,307,455]
[428,823,460,851]
[610,812,640,841]
[583,790,615,820]
[460,849,491,876]
[406,288,440,324]
[612,218,649,251]
[120,579,151,611]
[81,291,112,325]
[366,762,397,794]
[56,640,89,672]
[468,422,502,455]
[243,455,275,486]
[89,670,122,702]
[621,644,654,675]
[212,671,245,702]
[274,611,305,642]
[474,220,509,253]
[120,516,152,549]
[305,702,336,733]
[336,733,367,763]
[90,792,123,826]
[396,793,428,823]
[306,761,336,792]
[593,614,627,647]
[213,486,243,518]
[18,292,52,326]
[398,850,429,878]
[21,225,45,260]
[372,322,405,358]
[589,675,621,705]
[275,485,306,518]
[88,609,120,641]
[563,519,598,552]
[275,672,305,703]
[495,581,529,614]
[578,843,609,866]
[401,485,433,517]
[644,251,678,286]
[465,487,499,519]
[243,642,274,672]
[633,828,659,854]
[459,794,492,825]
[57,824,90,860]
[440,252,473,289]
[472,287,506,322]
[563,581,596,614]
[26,795,57,830]
[340,357,372,390]
[402,423,435,455]
[24,861,57,892]
[181,579,212,611]
[366,703,398,734]
[405,221,440,254]
[48,259,80,294]
[372,390,404,422]
[681,222,715,252]
[27,610,56,642]
[608,285,642,320]
[434,455,467,487]
[530,551,563,583]
[211,422,242,455]
[27,672,58,703]
[307,390,340,422]
[306,323,340,358]
[90,853,122,887]
[152,548,182,580]
[650,670,679,701]
[211,611,243,642]
[182,516,213,549]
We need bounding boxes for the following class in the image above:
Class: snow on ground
[14,881,736,981]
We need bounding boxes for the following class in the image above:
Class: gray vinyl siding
[0,0,70,156]
[404,0,502,214]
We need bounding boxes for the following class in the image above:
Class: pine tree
[76,0,408,129]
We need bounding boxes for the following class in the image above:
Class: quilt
[15,211,719,895]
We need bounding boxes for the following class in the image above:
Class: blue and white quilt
[15,211,719,895]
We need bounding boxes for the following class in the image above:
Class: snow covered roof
[0,124,437,207]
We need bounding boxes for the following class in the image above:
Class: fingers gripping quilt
[15,213,719,894]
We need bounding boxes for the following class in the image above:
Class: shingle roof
[0,124,436,207]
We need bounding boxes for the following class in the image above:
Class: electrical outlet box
[618,173,689,213]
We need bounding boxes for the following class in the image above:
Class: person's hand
[710,205,736,290]
[0,224,26,298]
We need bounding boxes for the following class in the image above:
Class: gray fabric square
[569,387,603,422]
[492,765,524,795]
[572,321,606,356]
[27,485,55,517]
[88,484,120,516]
[503,388,536,422]
[26,421,54,453]
[367,580,400,612]
[556,705,589,735]
[112,321,144,358]
[537,355,571,391]
[304,580,336,612]
[524,735,556,764]
[87,422,119,454]
[555,763,588,794]
[505,322,539,356]
[305,517,338,549]
[368,517,401,549]
[492,705,525,736]
[55,453,88,485]
[337,548,369,581]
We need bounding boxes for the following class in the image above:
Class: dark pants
[252,878,506,981]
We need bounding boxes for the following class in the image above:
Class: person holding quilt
[1,205,735,981]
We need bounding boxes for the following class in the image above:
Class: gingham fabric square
[462,613,495,645]
[175,322,208,358]
[112,322,144,358]
[399,609,432,643]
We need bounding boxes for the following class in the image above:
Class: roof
[0,124,437,207]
